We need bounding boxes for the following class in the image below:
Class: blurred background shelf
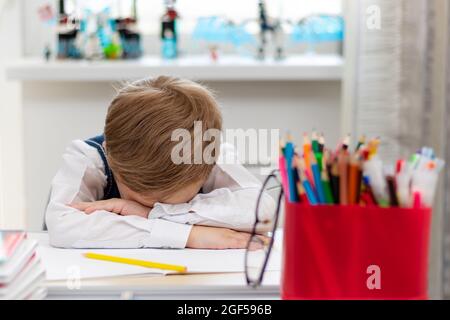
[6,55,343,82]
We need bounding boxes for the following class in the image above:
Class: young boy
[46,76,275,249]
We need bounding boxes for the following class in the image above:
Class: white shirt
[45,140,275,249]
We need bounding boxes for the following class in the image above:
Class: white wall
[0,0,26,229]
[22,80,341,230]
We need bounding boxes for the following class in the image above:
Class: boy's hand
[186,225,269,250]
[70,198,150,218]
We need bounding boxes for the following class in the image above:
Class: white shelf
[6,55,343,82]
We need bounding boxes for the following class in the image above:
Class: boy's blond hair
[104,76,222,197]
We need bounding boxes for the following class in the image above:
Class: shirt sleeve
[45,140,192,249]
[150,143,276,231]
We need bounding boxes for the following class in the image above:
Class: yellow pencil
[84,252,187,273]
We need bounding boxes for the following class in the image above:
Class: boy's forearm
[46,201,192,249]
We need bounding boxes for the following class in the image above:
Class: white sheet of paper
[30,232,282,281]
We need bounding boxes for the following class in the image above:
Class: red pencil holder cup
[281,202,432,300]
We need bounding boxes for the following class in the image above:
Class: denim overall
[43,134,121,230]
[84,134,121,200]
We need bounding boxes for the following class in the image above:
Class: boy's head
[104,76,222,207]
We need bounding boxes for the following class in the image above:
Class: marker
[363,176,378,205]
[409,153,420,168]
[367,137,381,159]
[360,192,375,206]
[411,168,439,207]
[396,159,405,174]
[363,155,388,205]
[386,175,399,207]
[355,135,366,152]
[342,134,351,151]
[412,191,422,209]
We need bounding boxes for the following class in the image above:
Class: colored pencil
[310,153,326,204]
[299,158,318,205]
[284,140,299,202]
[84,252,187,273]
[279,155,290,200]
[348,155,361,205]
[330,161,340,205]
[338,150,349,205]
[278,132,442,209]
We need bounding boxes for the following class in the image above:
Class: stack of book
[0,231,47,300]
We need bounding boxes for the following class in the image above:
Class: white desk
[45,272,280,300]
[29,233,281,300]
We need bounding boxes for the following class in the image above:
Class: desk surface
[30,233,281,300]
[46,272,281,300]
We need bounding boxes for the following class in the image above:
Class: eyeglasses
[245,169,283,288]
